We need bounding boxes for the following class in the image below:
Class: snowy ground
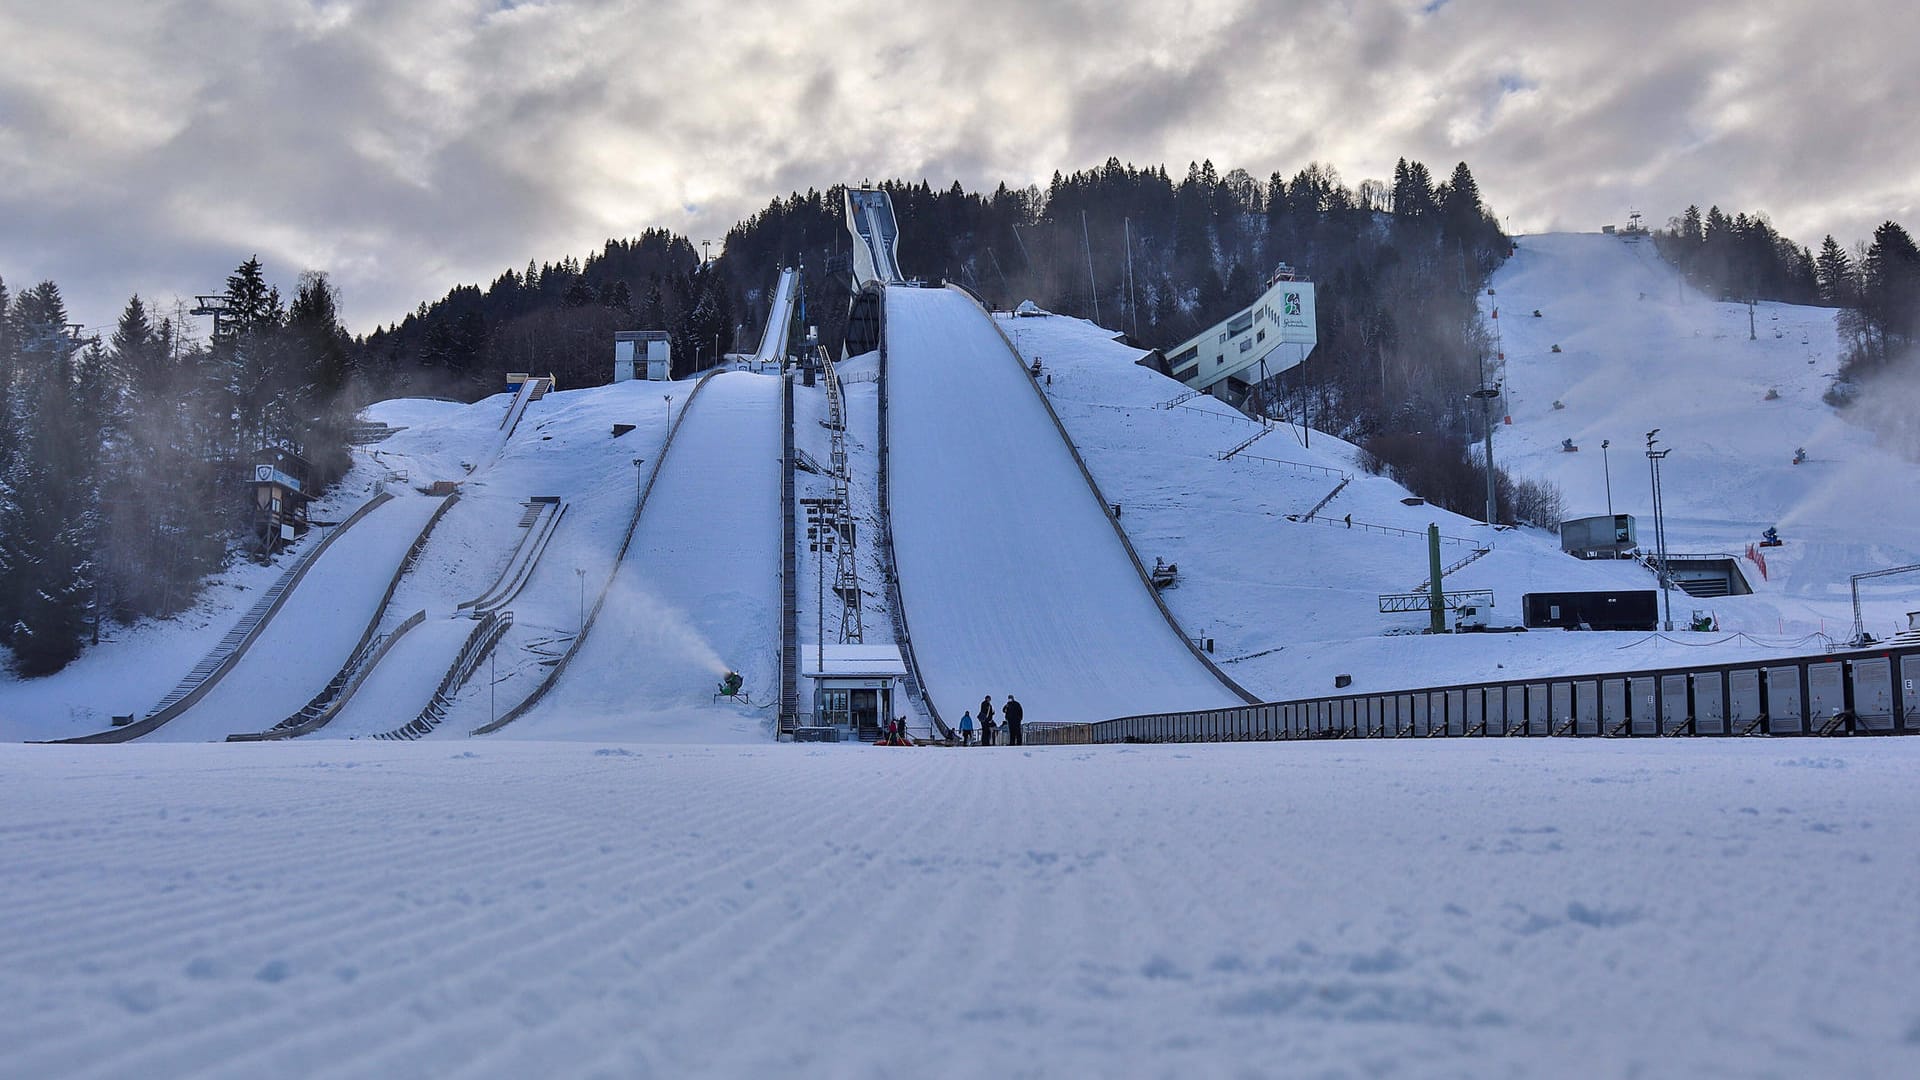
[3,738,1915,1078]
[997,309,1828,704]
[1490,233,1920,640]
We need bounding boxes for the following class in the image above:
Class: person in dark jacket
[978,695,996,746]
[1004,694,1024,746]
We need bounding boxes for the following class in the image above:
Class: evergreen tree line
[0,259,354,675]
[721,157,1508,439]
[358,230,733,395]
[1653,206,1920,403]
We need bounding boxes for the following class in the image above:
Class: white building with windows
[1163,265,1317,407]
[613,330,671,382]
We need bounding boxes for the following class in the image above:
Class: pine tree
[0,282,96,672]
[1815,235,1856,307]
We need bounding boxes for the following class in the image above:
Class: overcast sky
[2,0,1914,332]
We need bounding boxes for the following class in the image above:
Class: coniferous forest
[4,159,1915,674]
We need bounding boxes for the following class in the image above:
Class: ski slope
[885,286,1242,725]
[510,371,780,741]
[748,267,800,365]
[1489,233,1920,638]
[134,492,447,743]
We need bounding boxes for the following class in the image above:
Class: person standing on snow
[958,710,975,746]
[978,695,996,746]
[1004,694,1024,746]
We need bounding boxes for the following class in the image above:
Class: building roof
[801,644,907,678]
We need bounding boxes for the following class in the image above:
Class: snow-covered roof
[801,644,906,678]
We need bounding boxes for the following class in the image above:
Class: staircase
[1412,546,1494,592]
[1299,476,1351,521]
[375,612,511,740]
[1217,421,1274,461]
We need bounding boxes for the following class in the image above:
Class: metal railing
[1025,641,1920,745]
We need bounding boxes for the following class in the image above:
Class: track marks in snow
[4,740,1918,1077]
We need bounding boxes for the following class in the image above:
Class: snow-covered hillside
[1489,233,1920,640]
[995,309,1828,703]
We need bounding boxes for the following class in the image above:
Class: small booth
[250,447,312,555]
[799,644,907,742]
[613,331,672,382]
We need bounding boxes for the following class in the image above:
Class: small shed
[250,447,312,553]
[614,331,672,382]
[801,644,907,740]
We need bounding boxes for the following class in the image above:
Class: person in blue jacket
[957,710,975,746]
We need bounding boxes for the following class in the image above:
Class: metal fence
[1026,643,1920,744]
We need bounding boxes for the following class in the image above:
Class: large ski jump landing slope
[510,371,779,741]
[885,286,1240,723]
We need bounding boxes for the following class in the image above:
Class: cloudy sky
[2,0,1914,332]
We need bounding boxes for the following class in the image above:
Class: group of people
[956,693,1024,746]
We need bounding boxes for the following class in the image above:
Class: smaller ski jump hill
[506,370,782,742]
[135,492,449,742]
[1489,233,1920,636]
[885,286,1243,725]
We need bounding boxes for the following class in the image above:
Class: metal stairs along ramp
[222,492,461,741]
[228,610,427,741]
[1299,476,1351,521]
[375,612,513,740]
[780,371,800,735]
[1412,545,1494,592]
[1216,421,1275,461]
[460,497,566,615]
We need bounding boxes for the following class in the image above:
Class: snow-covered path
[2,738,1914,1077]
[885,286,1240,725]
[141,493,447,743]
[511,371,780,741]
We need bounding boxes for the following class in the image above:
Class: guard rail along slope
[1025,642,1920,744]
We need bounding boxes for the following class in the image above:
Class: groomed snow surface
[3,738,1916,1077]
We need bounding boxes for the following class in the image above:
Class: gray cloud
[1,0,1914,332]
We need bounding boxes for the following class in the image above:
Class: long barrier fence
[1025,642,1920,745]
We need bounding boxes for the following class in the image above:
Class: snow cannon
[717,671,743,698]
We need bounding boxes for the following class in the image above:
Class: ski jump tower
[841,185,904,357]
[844,186,905,287]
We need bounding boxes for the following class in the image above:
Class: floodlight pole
[1602,439,1613,518]
[1646,429,1674,631]
[1472,352,1500,525]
